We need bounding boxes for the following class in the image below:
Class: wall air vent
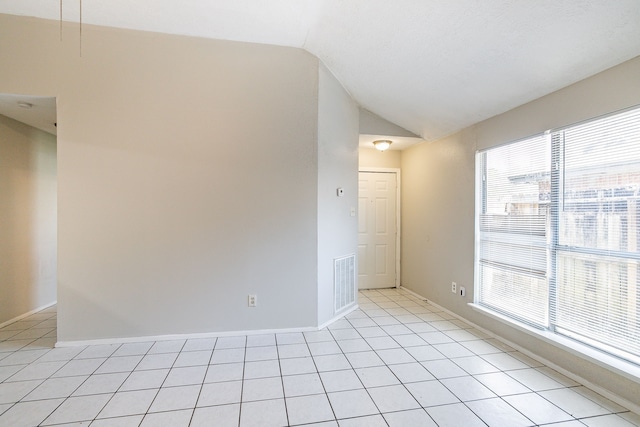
[334,254,356,313]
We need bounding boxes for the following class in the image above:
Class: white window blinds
[477,134,550,327]
[553,107,640,361]
[476,105,640,364]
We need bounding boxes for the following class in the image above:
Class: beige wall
[401,56,640,407]
[317,64,360,324]
[0,114,57,324]
[0,14,356,342]
[359,147,401,169]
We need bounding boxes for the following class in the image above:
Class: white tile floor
[0,288,639,427]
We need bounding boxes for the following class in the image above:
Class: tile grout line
[359,289,561,427]
[275,335,292,426]
[1,290,638,427]
[133,339,183,425]
[303,327,341,425]
[188,336,217,427]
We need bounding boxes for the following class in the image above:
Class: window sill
[468,303,640,384]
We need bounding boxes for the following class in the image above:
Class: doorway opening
[0,93,57,326]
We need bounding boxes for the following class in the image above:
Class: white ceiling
[2,1,640,144]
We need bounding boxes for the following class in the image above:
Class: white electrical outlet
[451,282,457,293]
[460,287,466,297]
[248,294,257,307]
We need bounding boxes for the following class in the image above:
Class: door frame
[358,167,401,288]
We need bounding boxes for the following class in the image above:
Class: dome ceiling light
[373,139,392,152]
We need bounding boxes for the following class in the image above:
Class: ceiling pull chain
[60,0,83,56]
[79,0,82,56]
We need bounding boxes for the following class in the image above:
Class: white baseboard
[56,325,316,348]
[318,304,359,330]
[398,286,429,301]
[0,301,57,329]
[398,286,640,415]
[55,307,357,349]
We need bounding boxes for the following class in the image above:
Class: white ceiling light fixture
[373,139,392,152]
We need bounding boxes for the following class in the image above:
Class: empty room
[0,1,639,426]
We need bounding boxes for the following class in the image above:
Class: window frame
[474,104,640,368]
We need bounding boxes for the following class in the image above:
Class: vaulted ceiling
[2,1,640,143]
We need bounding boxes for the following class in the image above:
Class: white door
[358,171,397,289]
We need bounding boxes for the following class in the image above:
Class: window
[476,106,640,364]
[476,134,550,327]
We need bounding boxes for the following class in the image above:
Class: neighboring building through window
[475,105,640,364]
